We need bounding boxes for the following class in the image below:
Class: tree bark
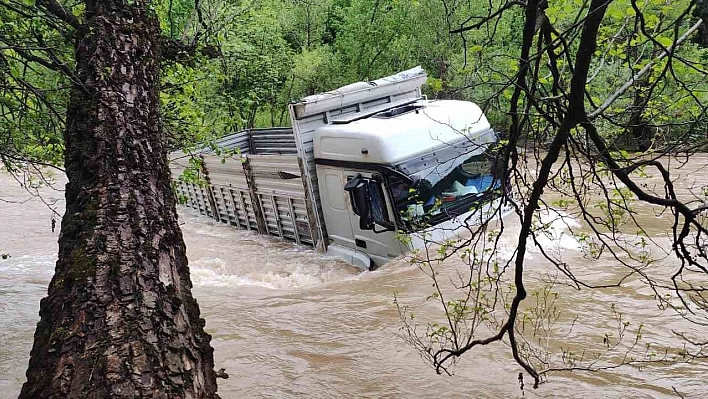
[20,1,219,398]
[694,0,708,46]
[627,70,652,152]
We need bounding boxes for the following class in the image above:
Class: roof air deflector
[372,104,425,119]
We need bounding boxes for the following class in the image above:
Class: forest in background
[3,0,707,173]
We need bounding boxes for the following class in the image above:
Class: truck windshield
[389,149,501,226]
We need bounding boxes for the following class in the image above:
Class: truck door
[343,170,402,266]
[318,167,356,249]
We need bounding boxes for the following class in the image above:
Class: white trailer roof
[313,99,493,165]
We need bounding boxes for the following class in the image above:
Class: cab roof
[313,99,494,166]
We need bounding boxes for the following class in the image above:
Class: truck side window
[388,174,413,213]
[346,176,391,227]
[368,180,390,226]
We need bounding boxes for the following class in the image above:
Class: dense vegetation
[3,0,706,173]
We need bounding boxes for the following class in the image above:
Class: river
[1,169,706,398]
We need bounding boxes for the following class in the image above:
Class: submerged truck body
[170,67,504,270]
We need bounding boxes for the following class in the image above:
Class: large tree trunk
[694,0,708,46]
[20,2,218,398]
[623,36,654,152]
[627,75,653,152]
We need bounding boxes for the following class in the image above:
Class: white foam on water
[467,208,583,265]
[480,208,580,267]
[191,265,284,289]
[531,208,583,252]
[180,205,585,289]
[0,254,56,276]
[189,256,356,289]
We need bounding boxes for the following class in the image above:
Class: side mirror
[344,174,374,230]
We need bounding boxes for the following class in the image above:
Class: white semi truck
[170,67,505,270]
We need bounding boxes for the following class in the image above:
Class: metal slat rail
[168,128,317,246]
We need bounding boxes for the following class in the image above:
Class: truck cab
[313,99,502,269]
[171,67,507,271]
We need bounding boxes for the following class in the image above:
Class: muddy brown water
[1,166,707,398]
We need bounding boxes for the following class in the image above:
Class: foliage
[0,2,71,170]
[3,0,707,172]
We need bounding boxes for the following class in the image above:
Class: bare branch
[36,0,82,30]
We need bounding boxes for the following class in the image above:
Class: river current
[1,169,706,398]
